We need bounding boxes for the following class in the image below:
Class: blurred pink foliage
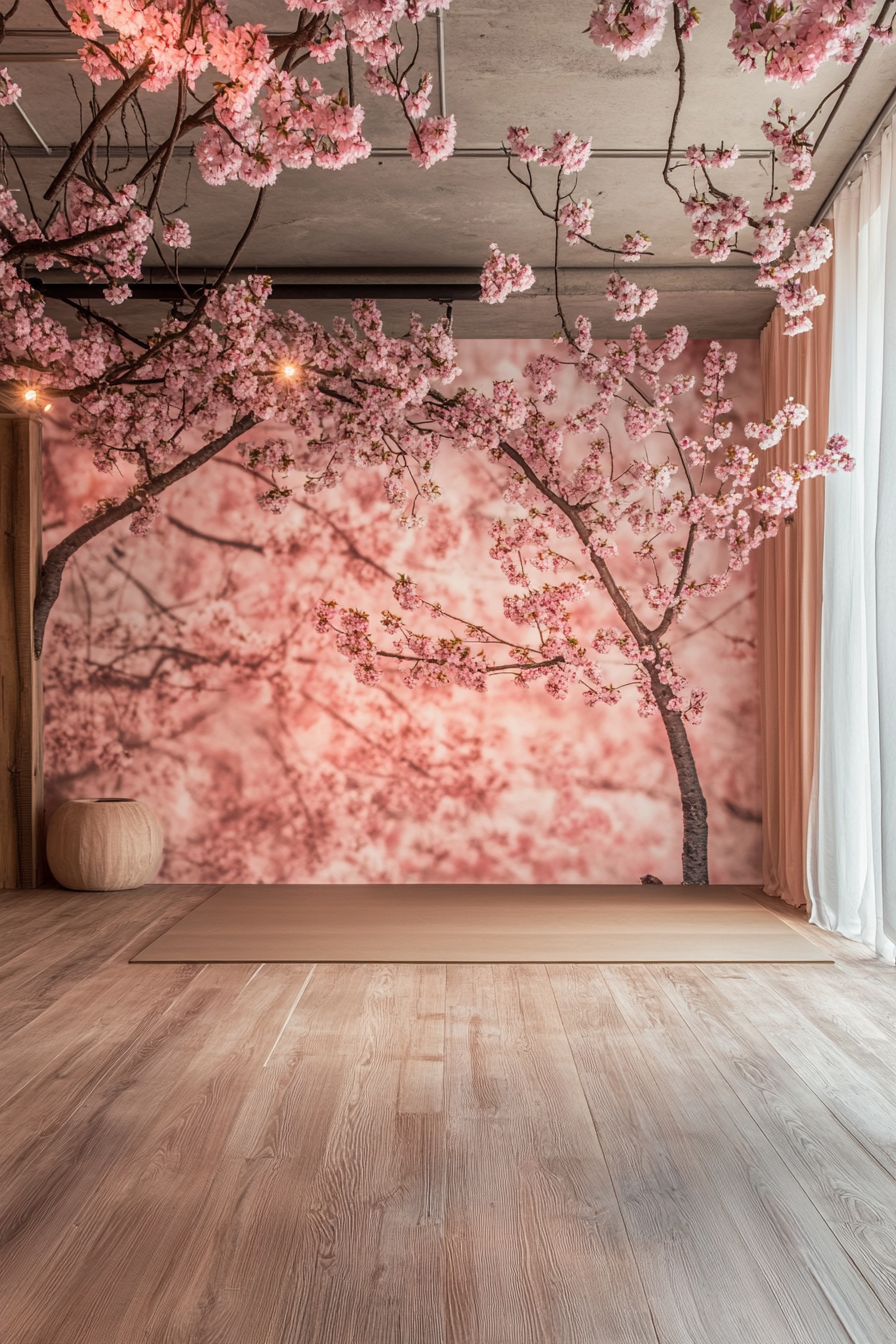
[42,340,764,885]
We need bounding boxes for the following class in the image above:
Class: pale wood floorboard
[443,963,657,1344]
[654,965,896,1318]
[1,885,894,1344]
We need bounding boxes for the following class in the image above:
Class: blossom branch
[34,413,258,656]
[44,57,154,201]
[663,3,688,203]
[495,438,651,645]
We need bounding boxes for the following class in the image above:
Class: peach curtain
[756,245,833,909]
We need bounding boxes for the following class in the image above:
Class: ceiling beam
[31,266,762,302]
[32,280,482,302]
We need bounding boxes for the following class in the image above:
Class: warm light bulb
[283,364,297,378]
[23,388,37,402]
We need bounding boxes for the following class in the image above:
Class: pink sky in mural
[41,338,762,885]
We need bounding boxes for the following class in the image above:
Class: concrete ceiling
[2,0,895,338]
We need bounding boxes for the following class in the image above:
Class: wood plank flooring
[1,885,894,1344]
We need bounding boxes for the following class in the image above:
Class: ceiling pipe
[13,103,52,154]
[1,143,773,160]
[31,280,484,302]
[31,265,764,302]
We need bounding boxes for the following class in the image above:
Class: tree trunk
[651,670,709,884]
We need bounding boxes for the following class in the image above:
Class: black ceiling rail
[31,281,483,302]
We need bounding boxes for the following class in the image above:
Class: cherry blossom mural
[41,337,763,886]
[5,0,875,883]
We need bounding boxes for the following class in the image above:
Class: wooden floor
[1,885,894,1344]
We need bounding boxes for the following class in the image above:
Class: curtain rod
[812,84,896,226]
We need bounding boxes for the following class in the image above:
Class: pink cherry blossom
[0,68,21,105]
[606,272,659,321]
[559,199,595,244]
[540,131,593,174]
[506,125,546,163]
[751,217,791,266]
[729,1,876,86]
[589,1,672,60]
[762,99,816,191]
[620,231,652,261]
[408,115,457,168]
[686,144,740,168]
[162,218,192,251]
[683,195,750,263]
[479,244,536,304]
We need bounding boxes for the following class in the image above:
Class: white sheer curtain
[808,119,896,962]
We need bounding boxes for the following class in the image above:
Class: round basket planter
[46,799,164,891]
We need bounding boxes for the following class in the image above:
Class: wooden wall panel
[1,415,44,889]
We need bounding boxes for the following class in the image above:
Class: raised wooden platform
[130,883,831,963]
[1,884,893,1344]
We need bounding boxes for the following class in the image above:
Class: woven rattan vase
[46,799,164,891]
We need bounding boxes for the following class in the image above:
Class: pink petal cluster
[479,244,536,305]
[686,144,740,168]
[751,217,791,266]
[61,0,457,186]
[755,224,833,334]
[588,1,672,59]
[408,115,458,168]
[541,131,593,174]
[162,218,192,251]
[523,354,562,403]
[683,195,750,263]
[729,1,876,85]
[744,398,810,449]
[128,494,162,536]
[2,177,155,290]
[196,74,371,185]
[0,67,22,105]
[559,199,595,244]
[761,99,816,191]
[506,127,592,174]
[751,434,855,515]
[306,20,348,63]
[506,125,546,163]
[315,601,383,686]
[619,231,651,261]
[606,272,659,321]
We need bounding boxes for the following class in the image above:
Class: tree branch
[167,514,265,553]
[376,650,566,674]
[33,412,258,657]
[811,1,894,153]
[4,219,141,266]
[663,5,688,203]
[496,438,650,644]
[43,56,153,200]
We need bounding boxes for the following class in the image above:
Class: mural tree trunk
[653,684,709,884]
